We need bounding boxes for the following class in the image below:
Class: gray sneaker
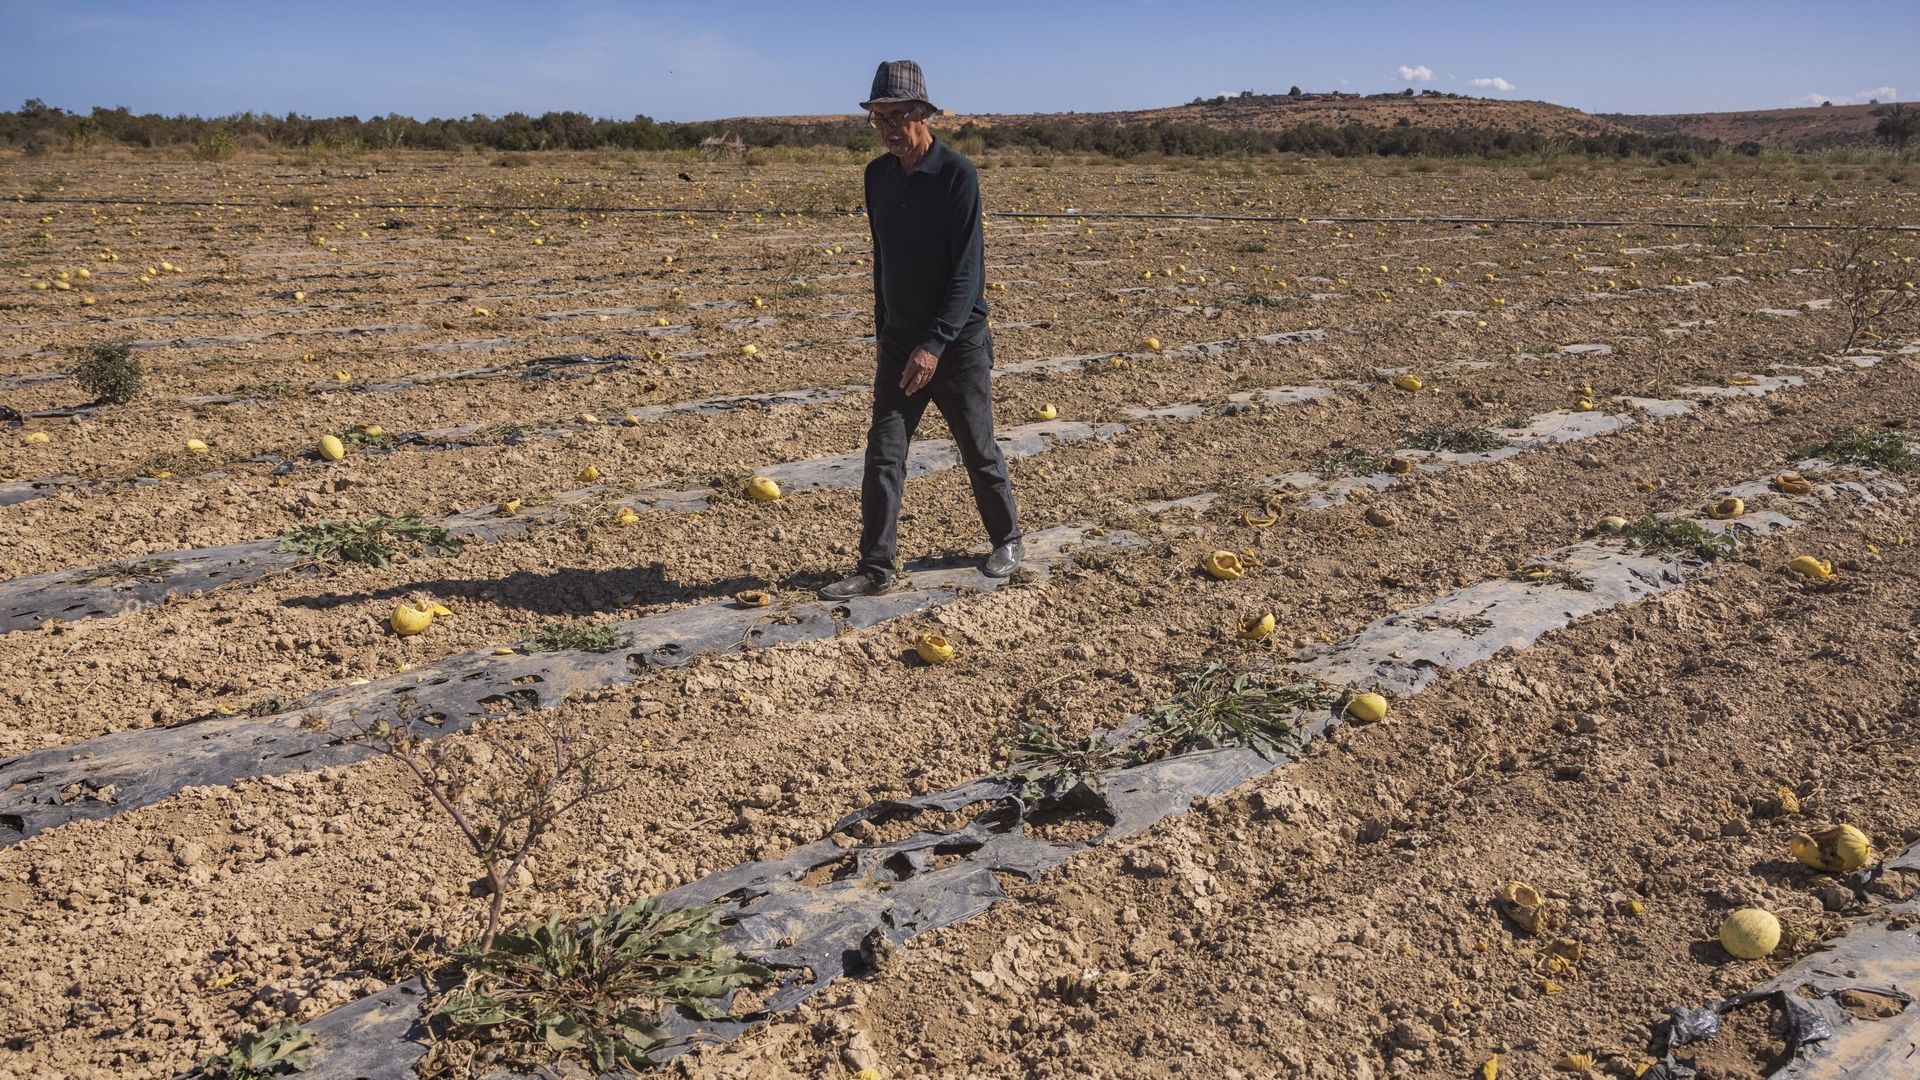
[818,569,896,600]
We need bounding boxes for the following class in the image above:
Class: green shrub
[194,131,236,161]
[72,340,143,405]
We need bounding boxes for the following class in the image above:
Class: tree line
[1,100,880,156]
[0,98,1794,161]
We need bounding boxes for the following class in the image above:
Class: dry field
[1,150,1917,1080]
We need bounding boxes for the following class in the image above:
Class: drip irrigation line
[1007,211,1919,231]
[9,193,1917,231]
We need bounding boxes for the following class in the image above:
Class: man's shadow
[280,562,770,617]
[279,549,995,618]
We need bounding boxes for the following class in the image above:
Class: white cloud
[1469,77,1515,92]
[1397,65,1434,83]
[1789,86,1898,107]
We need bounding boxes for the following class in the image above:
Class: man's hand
[899,346,939,395]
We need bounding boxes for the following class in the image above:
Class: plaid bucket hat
[861,60,938,113]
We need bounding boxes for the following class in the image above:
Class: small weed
[1498,414,1535,431]
[337,428,394,449]
[69,557,178,584]
[1619,514,1737,560]
[993,664,1325,807]
[246,696,291,718]
[238,378,299,400]
[523,623,632,654]
[1235,292,1292,307]
[1316,446,1388,478]
[996,723,1128,804]
[193,1019,315,1079]
[1515,565,1597,591]
[1700,222,1745,250]
[431,902,771,1072]
[1412,613,1495,636]
[71,339,143,405]
[776,281,820,300]
[1403,426,1508,454]
[485,421,532,444]
[274,514,463,568]
[702,465,753,497]
[1132,663,1325,763]
[1795,428,1916,474]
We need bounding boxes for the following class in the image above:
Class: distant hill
[1603,103,1894,151]
[727,93,1898,152]
[726,91,1636,140]
[983,93,1638,140]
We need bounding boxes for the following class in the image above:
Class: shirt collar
[889,135,947,176]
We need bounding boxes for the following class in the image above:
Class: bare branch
[342,702,627,951]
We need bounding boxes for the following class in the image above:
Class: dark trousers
[858,332,1021,576]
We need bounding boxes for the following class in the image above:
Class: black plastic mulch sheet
[293,709,1334,1080]
[1648,841,1920,1079]
[0,525,1133,846]
[0,415,1126,636]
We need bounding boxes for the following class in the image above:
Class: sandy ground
[0,149,1915,1079]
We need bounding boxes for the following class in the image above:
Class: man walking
[820,60,1024,600]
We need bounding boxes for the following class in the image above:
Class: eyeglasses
[867,108,924,129]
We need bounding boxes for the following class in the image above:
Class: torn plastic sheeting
[1292,542,1714,696]
[296,722,1322,1076]
[5,499,541,634]
[8,322,1313,517]
[1124,403,1208,420]
[1652,842,1920,1079]
[1293,494,1816,698]
[1506,407,1638,445]
[0,369,72,388]
[1679,374,1805,399]
[0,538,297,636]
[139,322,431,351]
[1263,400,1688,511]
[1136,492,1220,516]
[1229,385,1338,408]
[0,343,1849,635]
[1620,396,1697,419]
[294,976,439,1080]
[0,479,75,508]
[0,525,1135,845]
[1723,443,1913,506]
[412,337,520,354]
[0,409,1132,635]
[356,366,505,392]
[623,383,860,423]
[531,305,661,322]
[360,352,650,393]
[755,420,1128,495]
[608,421,1131,514]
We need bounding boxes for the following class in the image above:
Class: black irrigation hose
[8,193,1919,231]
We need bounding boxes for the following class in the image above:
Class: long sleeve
[916,165,984,359]
[867,182,886,333]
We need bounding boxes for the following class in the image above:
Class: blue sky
[2,0,1914,122]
